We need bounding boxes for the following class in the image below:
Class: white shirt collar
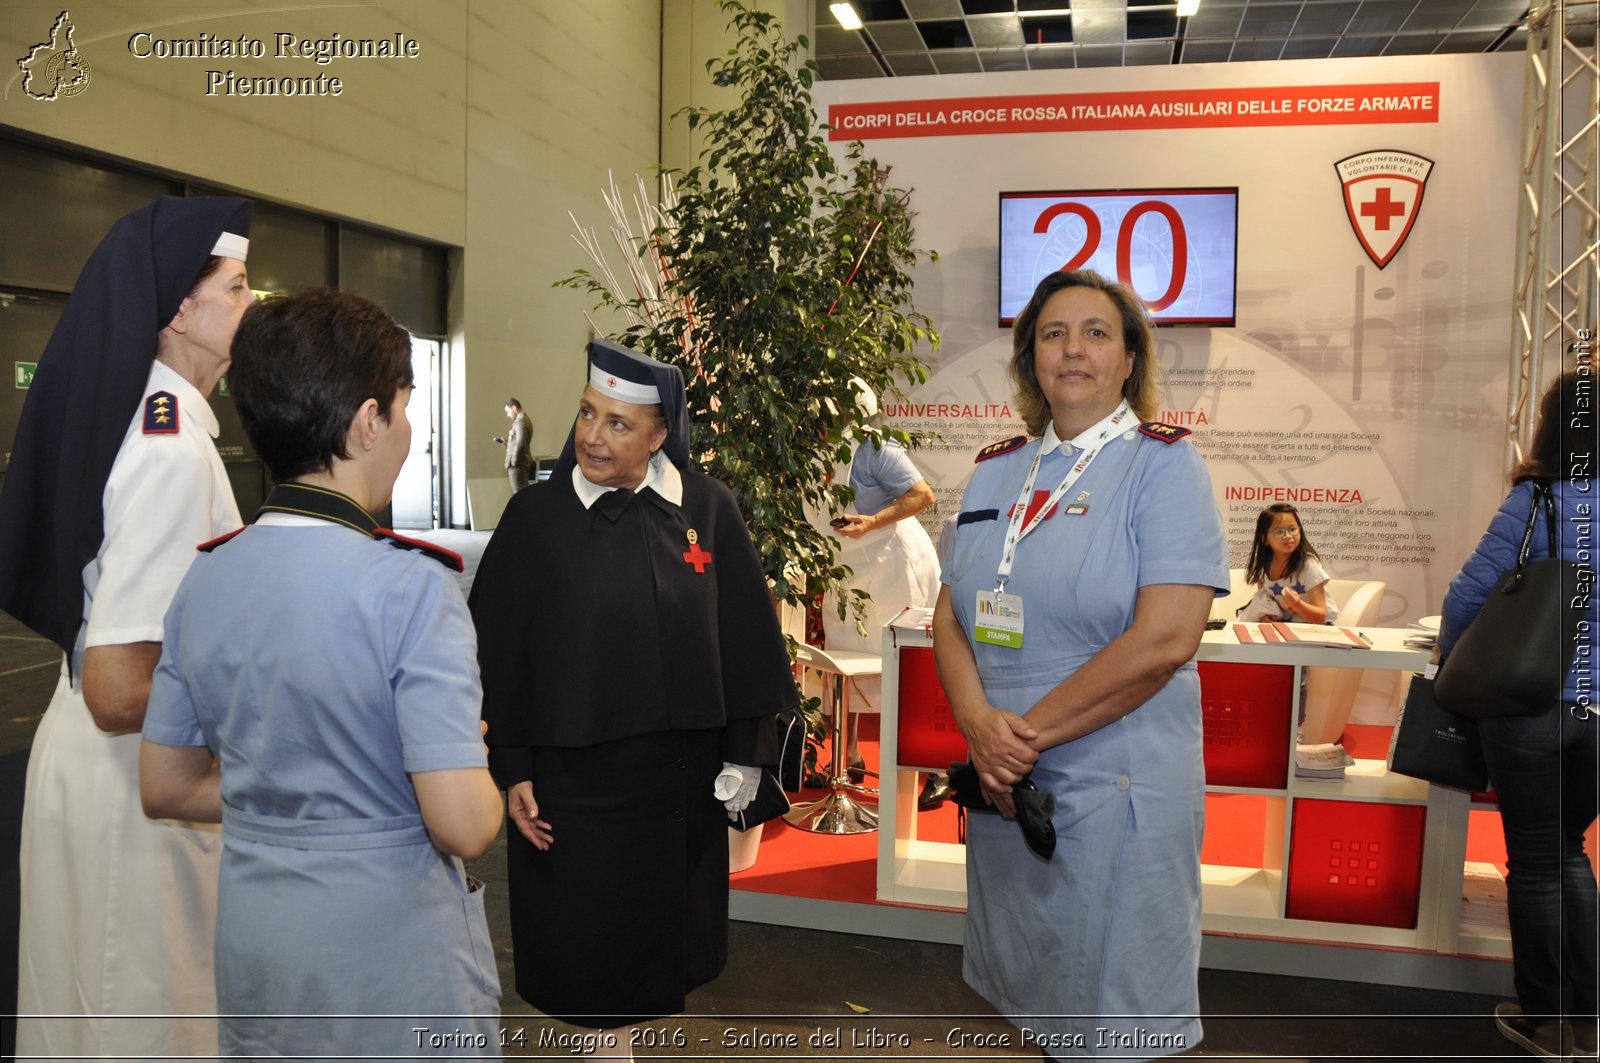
[1039,402,1133,455]
[256,512,346,528]
[572,450,684,509]
[149,358,220,438]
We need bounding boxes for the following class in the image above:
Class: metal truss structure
[1509,1,1600,472]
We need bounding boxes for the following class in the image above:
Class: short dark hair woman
[1440,367,1598,1060]
[933,269,1228,1056]
[141,285,504,1058]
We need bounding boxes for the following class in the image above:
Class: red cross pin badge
[682,528,713,573]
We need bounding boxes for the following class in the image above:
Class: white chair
[1301,579,1387,744]
[776,597,882,834]
[783,643,881,834]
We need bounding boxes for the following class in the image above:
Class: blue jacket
[1439,478,1596,704]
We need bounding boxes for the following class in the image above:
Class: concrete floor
[0,539,1530,1060]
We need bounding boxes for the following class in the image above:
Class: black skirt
[506,728,729,1028]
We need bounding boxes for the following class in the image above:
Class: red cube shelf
[1286,798,1426,929]
[895,646,969,771]
[1198,661,1293,789]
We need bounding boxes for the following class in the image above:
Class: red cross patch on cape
[1137,421,1190,444]
[682,528,713,573]
[975,435,1027,463]
[143,391,179,435]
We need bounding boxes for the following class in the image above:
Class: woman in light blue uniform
[934,270,1227,1060]
[141,287,504,1059]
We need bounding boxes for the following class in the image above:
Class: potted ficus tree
[560,0,939,836]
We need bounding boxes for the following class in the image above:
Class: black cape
[0,195,251,653]
[469,468,796,784]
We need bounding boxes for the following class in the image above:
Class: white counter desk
[875,616,1498,963]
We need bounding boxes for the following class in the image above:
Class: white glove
[714,763,761,818]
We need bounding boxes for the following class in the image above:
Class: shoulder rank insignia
[197,528,245,553]
[1137,421,1190,444]
[377,529,465,573]
[143,391,179,435]
[975,435,1028,463]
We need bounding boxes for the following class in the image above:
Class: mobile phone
[830,516,851,529]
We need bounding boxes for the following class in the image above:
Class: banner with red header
[828,83,1439,140]
[814,54,1523,725]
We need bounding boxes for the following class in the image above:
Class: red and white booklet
[1232,621,1371,649]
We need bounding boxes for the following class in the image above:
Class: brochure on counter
[889,606,935,640]
[1230,622,1373,649]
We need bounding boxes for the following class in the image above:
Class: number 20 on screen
[998,190,1238,326]
[1035,199,1188,309]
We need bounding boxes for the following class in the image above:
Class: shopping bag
[1387,673,1488,792]
[1436,481,1593,718]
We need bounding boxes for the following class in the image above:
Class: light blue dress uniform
[942,423,1227,1061]
[849,437,923,515]
[144,519,501,1060]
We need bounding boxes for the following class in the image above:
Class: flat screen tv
[999,188,1238,327]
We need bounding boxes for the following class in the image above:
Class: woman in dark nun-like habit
[470,338,798,1059]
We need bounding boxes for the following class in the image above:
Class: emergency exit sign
[15,362,36,389]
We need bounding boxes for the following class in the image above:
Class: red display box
[1198,661,1293,789]
[895,646,969,770]
[1286,798,1426,929]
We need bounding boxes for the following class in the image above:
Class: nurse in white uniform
[0,196,253,1058]
[821,385,941,787]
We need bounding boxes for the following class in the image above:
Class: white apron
[16,361,235,1058]
[822,516,941,708]
[16,662,221,1058]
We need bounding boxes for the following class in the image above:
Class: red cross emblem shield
[1335,150,1434,270]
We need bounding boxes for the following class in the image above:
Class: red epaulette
[143,391,179,435]
[197,527,245,553]
[1137,421,1190,444]
[377,529,465,573]
[975,435,1028,463]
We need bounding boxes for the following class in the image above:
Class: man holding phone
[822,390,942,804]
[496,397,533,491]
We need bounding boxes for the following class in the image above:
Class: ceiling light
[830,3,864,31]
[1177,0,1200,16]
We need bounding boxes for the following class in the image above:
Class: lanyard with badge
[973,401,1132,649]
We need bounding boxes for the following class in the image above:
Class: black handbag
[947,761,1057,860]
[729,769,790,832]
[1435,480,1593,719]
[1387,673,1488,792]
[775,707,806,792]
